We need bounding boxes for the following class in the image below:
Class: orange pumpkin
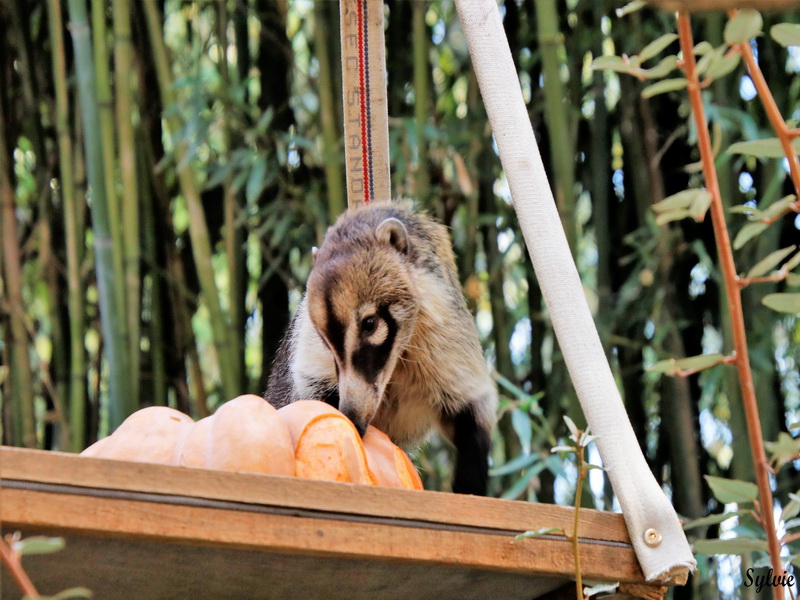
[81,397,422,490]
[276,400,373,485]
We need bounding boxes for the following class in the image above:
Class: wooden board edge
[2,486,649,584]
[1,447,632,545]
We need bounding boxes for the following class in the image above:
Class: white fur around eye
[366,319,388,346]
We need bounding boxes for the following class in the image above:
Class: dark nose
[341,407,367,437]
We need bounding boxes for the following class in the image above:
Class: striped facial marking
[351,304,397,384]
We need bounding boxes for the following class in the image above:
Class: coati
[265,201,497,495]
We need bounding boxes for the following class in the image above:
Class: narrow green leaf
[656,208,693,226]
[647,353,725,375]
[787,273,800,286]
[652,189,703,213]
[639,33,679,63]
[727,137,800,158]
[733,222,768,250]
[693,537,769,555]
[765,432,800,469]
[683,510,749,531]
[591,55,638,75]
[489,452,539,476]
[690,190,713,220]
[515,527,565,541]
[729,204,763,217]
[771,23,800,47]
[551,445,577,454]
[616,0,646,17]
[762,293,800,314]
[694,41,715,55]
[245,160,268,204]
[784,250,800,271]
[784,518,800,530]
[52,588,94,599]
[695,46,725,77]
[747,245,797,278]
[705,475,759,503]
[642,77,688,98]
[563,415,579,438]
[762,195,797,220]
[641,55,679,79]
[703,51,741,81]
[15,536,66,556]
[724,9,763,44]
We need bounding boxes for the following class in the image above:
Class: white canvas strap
[453,0,695,582]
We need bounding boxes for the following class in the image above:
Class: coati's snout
[306,217,419,436]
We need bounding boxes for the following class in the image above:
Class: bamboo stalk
[412,0,431,205]
[92,0,129,364]
[677,12,783,593]
[0,108,36,449]
[67,0,134,429]
[113,0,141,409]
[314,2,346,221]
[534,0,577,254]
[48,0,86,452]
[142,0,239,400]
[216,0,244,391]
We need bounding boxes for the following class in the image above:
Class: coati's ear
[376,217,409,254]
[312,246,319,263]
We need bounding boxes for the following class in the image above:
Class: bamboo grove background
[0,0,799,596]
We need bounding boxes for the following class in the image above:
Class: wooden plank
[648,0,800,11]
[0,447,632,545]
[1,487,645,583]
[4,533,569,600]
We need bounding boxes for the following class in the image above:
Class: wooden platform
[1,447,680,599]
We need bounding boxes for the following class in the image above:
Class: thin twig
[0,534,39,598]
[677,12,784,597]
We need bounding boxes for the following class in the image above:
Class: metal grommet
[644,528,662,547]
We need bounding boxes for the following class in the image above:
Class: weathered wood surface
[0,447,675,599]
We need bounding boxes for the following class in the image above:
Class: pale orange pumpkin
[81,396,422,490]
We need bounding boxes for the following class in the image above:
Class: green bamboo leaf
[771,23,800,47]
[705,475,759,503]
[655,208,693,226]
[639,33,679,63]
[15,536,65,556]
[703,51,741,81]
[733,222,768,250]
[515,527,565,541]
[616,0,646,17]
[746,245,797,278]
[652,189,703,213]
[762,293,800,314]
[648,353,725,375]
[683,510,749,531]
[245,160,268,204]
[642,77,688,98]
[727,137,800,158]
[511,408,532,455]
[693,537,768,555]
[724,9,763,44]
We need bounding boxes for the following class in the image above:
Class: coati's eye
[361,316,377,335]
